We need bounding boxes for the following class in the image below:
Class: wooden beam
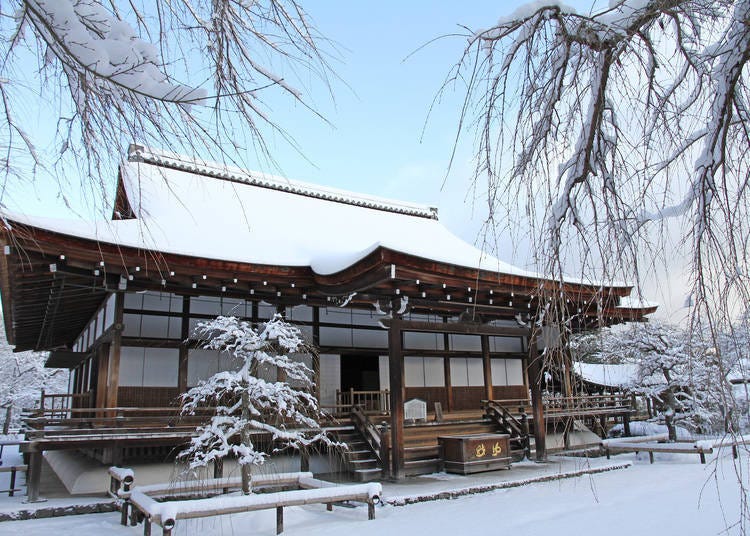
[379,318,530,337]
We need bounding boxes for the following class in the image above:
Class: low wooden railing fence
[336,389,390,415]
[38,390,95,418]
[490,393,632,416]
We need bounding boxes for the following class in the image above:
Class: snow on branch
[441,0,750,344]
[0,0,335,210]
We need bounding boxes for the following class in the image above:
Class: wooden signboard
[438,433,511,474]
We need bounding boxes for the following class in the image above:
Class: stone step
[352,468,382,482]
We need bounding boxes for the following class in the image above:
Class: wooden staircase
[334,426,384,482]
[403,418,500,475]
[332,408,527,480]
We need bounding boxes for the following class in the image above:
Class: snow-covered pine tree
[580,321,732,440]
[179,314,331,494]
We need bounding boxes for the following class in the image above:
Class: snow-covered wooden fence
[601,436,714,464]
[113,469,382,535]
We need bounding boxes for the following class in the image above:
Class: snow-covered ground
[0,448,747,535]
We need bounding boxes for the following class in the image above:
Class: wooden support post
[700,451,706,464]
[144,519,151,536]
[276,506,284,534]
[368,501,375,520]
[527,330,547,461]
[520,411,531,459]
[623,413,631,437]
[563,417,571,450]
[178,295,190,394]
[106,292,125,409]
[8,468,17,497]
[481,335,493,402]
[388,316,405,480]
[649,451,654,464]
[26,451,42,503]
[120,499,130,526]
[442,318,453,412]
[733,444,738,459]
[276,304,287,383]
[326,503,333,511]
[300,449,310,472]
[381,427,391,480]
[312,307,321,402]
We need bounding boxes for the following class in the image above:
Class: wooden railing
[39,390,95,418]
[351,405,390,478]
[22,406,222,438]
[543,393,632,414]
[490,393,632,416]
[482,400,530,458]
[336,389,390,415]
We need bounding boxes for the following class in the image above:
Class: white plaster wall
[424,356,445,387]
[379,355,389,390]
[491,358,508,385]
[319,354,340,407]
[450,357,484,386]
[506,359,524,385]
[404,356,424,387]
[119,347,178,387]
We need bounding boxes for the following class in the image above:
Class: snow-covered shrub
[179,314,333,493]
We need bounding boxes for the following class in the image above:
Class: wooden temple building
[0,145,656,497]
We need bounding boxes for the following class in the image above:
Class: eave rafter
[0,219,655,351]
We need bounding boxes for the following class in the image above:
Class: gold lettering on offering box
[492,442,502,456]
[474,443,486,458]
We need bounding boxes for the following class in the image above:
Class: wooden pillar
[442,317,453,412]
[481,335,493,402]
[95,344,110,409]
[105,292,125,409]
[388,316,405,480]
[178,296,190,394]
[560,328,573,398]
[312,307,321,402]
[527,329,547,461]
[26,450,43,503]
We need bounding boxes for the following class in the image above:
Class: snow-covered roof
[2,145,543,277]
[573,361,639,388]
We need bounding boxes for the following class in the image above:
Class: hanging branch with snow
[440,0,750,339]
[0,0,335,209]
[179,314,333,494]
